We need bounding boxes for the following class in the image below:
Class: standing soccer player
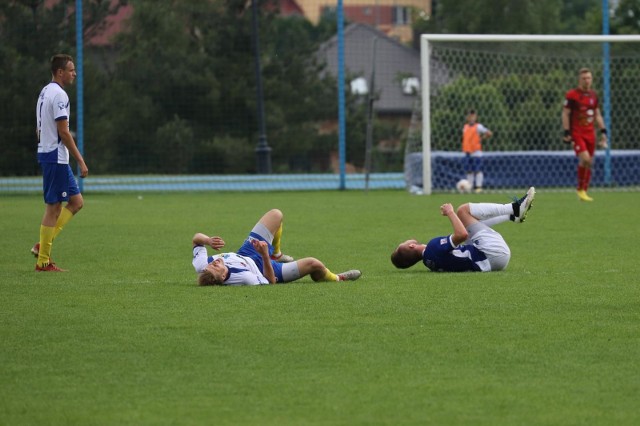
[461,109,493,193]
[32,54,88,271]
[562,68,608,202]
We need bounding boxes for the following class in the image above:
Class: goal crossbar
[420,34,640,194]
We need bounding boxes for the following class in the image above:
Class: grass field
[1,189,639,425]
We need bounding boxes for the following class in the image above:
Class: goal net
[406,34,640,194]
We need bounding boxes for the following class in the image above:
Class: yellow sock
[53,207,74,239]
[37,225,56,267]
[273,224,283,255]
[322,269,339,282]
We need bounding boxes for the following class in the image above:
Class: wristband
[563,130,571,138]
[600,128,607,135]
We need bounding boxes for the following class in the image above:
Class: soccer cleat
[31,242,55,263]
[337,270,361,281]
[511,186,536,223]
[474,187,483,194]
[271,252,294,263]
[35,262,67,272]
[576,190,594,202]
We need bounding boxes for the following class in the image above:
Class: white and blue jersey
[36,82,70,164]
[236,232,284,282]
[422,235,490,272]
[192,246,269,285]
[192,231,286,286]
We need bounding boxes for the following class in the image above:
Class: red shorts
[572,133,595,157]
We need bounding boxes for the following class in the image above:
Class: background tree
[4,0,637,176]
[0,0,126,176]
[88,0,341,174]
[413,0,640,36]
[415,0,563,36]
[611,0,640,34]
[1,0,343,176]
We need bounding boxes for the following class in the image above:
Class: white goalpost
[413,34,640,195]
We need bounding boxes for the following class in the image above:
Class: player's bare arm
[251,239,276,284]
[595,107,608,148]
[561,107,572,143]
[56,119,88,177]
[440,203,469,246]
[192,233,225,250]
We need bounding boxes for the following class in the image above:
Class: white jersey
[36,82,70,164]
[192,246,269,285]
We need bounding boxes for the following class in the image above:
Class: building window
[392,6,410,25]
[402,77,420,95]
[351,77,369,95]
[321,6,337,18]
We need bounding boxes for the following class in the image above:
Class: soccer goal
[405,34,640,195]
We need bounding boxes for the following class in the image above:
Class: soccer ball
[456,179,472,193]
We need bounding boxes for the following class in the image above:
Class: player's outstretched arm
[192,233,225,250]
[440,203,468,246]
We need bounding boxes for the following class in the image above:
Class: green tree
[0,0,127,176]
[413,0,628,36]
[1,0,343,176]
[612,0,640,34]
[88,0,340,174]
[558,0,601,33]
[88,0,219,173]
[260,15,339,172]
[415,0,563,35]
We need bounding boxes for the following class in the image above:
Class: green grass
[1,190,639,425]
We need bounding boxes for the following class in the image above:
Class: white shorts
[467,223,511,271]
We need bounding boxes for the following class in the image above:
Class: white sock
[475,172,484,188]
[469,203,513,221]
[466,172,475,186]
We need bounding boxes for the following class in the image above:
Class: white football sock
[466,172,475,186]
[469,203,513,220]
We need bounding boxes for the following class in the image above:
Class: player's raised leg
[255,209,294,262]
[270,223,294,263]
[512,187,536,222]
[456,187,535,227]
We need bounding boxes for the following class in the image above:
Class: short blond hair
[578,67,591,76]
[197,270,223,286]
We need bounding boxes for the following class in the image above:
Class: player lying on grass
[391,187,535,272]
[192,209,361,286]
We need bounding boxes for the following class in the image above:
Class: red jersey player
[562,68,608,201]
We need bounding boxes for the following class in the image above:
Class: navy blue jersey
[422,235,489,272]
